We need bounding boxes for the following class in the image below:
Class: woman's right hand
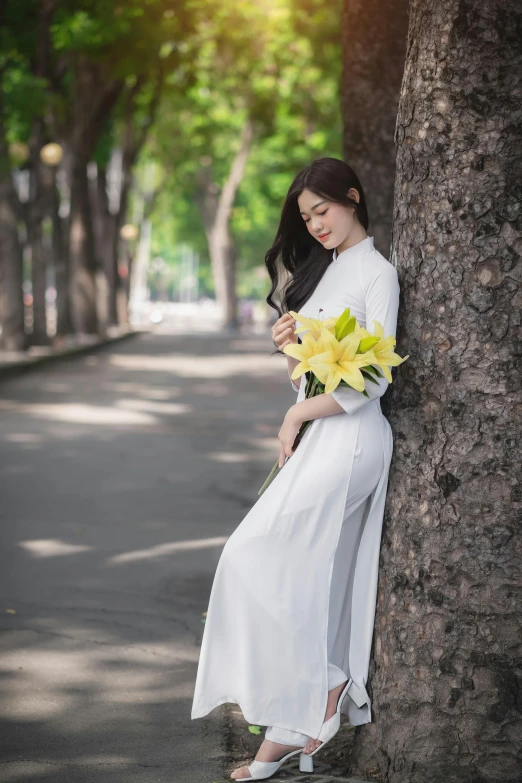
[272,312,298,351]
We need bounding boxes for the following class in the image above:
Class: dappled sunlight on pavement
[108,350,279,379]
[0,330,292,782]
[18,539,94,558]
[107,536,230,565]
[0,399,161,426]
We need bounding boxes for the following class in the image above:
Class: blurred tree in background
[1,0,201,346]
[0,0,343,347]
[148,0,343,328]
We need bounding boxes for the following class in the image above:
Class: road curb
[0,329,144,381]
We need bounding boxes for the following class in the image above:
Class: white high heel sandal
[231,677,366,780]
[299,677,366,773]
[231,745,307,781]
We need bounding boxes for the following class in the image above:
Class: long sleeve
[330,262,400,415]
[288,335,303,393]
[289,367,301,393]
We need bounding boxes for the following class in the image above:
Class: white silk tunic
[191,235,400,738]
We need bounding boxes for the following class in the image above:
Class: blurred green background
[0,0,344,347]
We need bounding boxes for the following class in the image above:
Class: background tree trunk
[96,74,163,328]
[64,64,123,334]
[27,120,50,346]
[107,132,137,328]
[0,171,26,351]
[350,2,522,782]
[26,196,48,345]
[68,155,98,334]
[26,7,53,346]
[51,167,73,338]
[341,0,409,256]
[102,163,123,328]
[0,77,26,351]
[196,117,253,331]
[91,164,117,331]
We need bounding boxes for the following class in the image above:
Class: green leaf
[363,365,385,379]
[357,335,379,353]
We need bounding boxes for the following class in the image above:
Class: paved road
[0,329,294,783]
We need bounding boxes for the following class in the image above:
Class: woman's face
[297,188,359,251]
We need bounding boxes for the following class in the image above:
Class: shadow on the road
[0,330,293,783]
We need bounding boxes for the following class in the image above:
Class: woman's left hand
[277,406,302,468]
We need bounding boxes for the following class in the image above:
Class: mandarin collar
[332,235,374,263]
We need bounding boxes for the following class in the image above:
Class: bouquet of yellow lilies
[258,307,409,496]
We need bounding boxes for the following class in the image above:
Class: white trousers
[264,488,371,747]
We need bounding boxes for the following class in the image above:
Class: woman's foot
[302,679,348,756]
[230,738,305,779]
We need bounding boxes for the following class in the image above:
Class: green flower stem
[257,374,324,496]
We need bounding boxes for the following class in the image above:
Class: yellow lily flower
[288,310,337,340]
[368,320,410,382]
[282,330,330,382]
[308,328,378,395]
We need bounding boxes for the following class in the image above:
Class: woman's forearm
[290,389,344,424]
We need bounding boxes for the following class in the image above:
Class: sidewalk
[0,326,144,379]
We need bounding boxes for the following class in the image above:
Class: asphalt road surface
[0,329,293,783]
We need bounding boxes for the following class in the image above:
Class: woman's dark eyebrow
[299,199,327,215]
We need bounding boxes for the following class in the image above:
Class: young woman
[191,157,401,781]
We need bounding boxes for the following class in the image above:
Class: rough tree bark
[341,0,409,256]
[195,117,254,331]
[350,2,522,782]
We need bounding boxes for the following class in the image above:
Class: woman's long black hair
[265,157,369,356]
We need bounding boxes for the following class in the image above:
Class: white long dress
[191,235,400,745]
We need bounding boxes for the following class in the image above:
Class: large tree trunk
[26,197,48,345]
[69,155,98,334]
[93,165,119,328]
[350,2,522,782]
[90,164,117,333]
[196,118,254,331]
[0,168,26,352]
[27,123,50,346]
[341,0,409,255]
[0,78,26,351]
[103,74,163,327]
[107,149,133,328]
[64,63,123,334]
[51,166,73,338]
[26,8,53,346]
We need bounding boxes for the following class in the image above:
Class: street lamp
[120,223,139,241]
[40,143,63,167]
